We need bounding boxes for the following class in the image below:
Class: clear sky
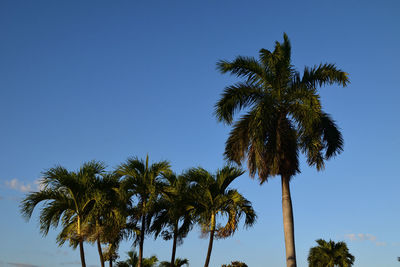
[0,1,399,266]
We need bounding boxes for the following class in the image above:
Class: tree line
[21,157,255,267]
[21,33,352,267]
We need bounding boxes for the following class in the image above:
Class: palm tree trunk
[97,237,105,267]
[77,215,86,267]
[170,225,178,267]
[281,175,297,267]
[79,241,86,267]
[204,213,216,267]
[138,215,146,267]
[109,259,112,267]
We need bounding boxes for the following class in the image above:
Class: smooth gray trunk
[281,175,297,267]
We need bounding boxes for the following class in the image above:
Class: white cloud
[345,233,356,241]
[345,233,383,246]
[4,178,42,193]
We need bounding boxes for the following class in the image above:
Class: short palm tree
[117,155,171,267]
[307,239,355,267]
[221,261,248,267]
[188,166,256,267]
[215,33,348,267]
[20,161,106,267]
[151,172,194,267]
[159,258,189,267]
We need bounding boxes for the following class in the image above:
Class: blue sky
[0,1,399,266]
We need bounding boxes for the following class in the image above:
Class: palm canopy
[307,239,355,267]
[20,160,106,239]
[151,172,194,243]
[215,33,348,182]
[188,166,256,237]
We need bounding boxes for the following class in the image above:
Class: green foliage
[20,161,106,244]
[188,166,256,238]
[307,239,355,267]
[215,33,348,182]
[159,258,189,267]
[221,261,248,267]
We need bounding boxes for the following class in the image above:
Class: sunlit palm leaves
[307,239,355,267]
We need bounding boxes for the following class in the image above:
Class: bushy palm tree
[159,258,189,267]
[188,166,256,267]
[116,251,158,267]
[151,172,194,267]
[215,33,348,267]
[221,261,248,267]
[20,161,106,267]
[307,239,355,267]
[117,155,171,267]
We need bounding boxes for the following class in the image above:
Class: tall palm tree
[20,161,106,267]
[117,155,171,267]
[214,33,348,267]
[188,166,256,267]
[307,239,355,267]
[151,172,194,267]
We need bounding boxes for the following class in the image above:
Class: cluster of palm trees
[21,33,350,267]
[20,157,255,267]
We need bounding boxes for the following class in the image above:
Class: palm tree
[159,258,189,267]
[86,173,128,267]
[188,166,256,267]
[20,161,106,267]
[214,33,348,267]
[117,155,171,267]
[307,239,355,267]
[151,172,194,267]
[221,261,248,267]
[116,251,158,267]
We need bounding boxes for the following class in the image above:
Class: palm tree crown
[308,239,355,267]
[215,33,348,181]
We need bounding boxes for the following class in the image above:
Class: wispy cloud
[4,178,43,193]
[345,233,385,246]
[7,263,40,267]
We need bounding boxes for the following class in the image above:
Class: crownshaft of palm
[188,166,256,267]
[117,155,171,267]
[215,33,348,267]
